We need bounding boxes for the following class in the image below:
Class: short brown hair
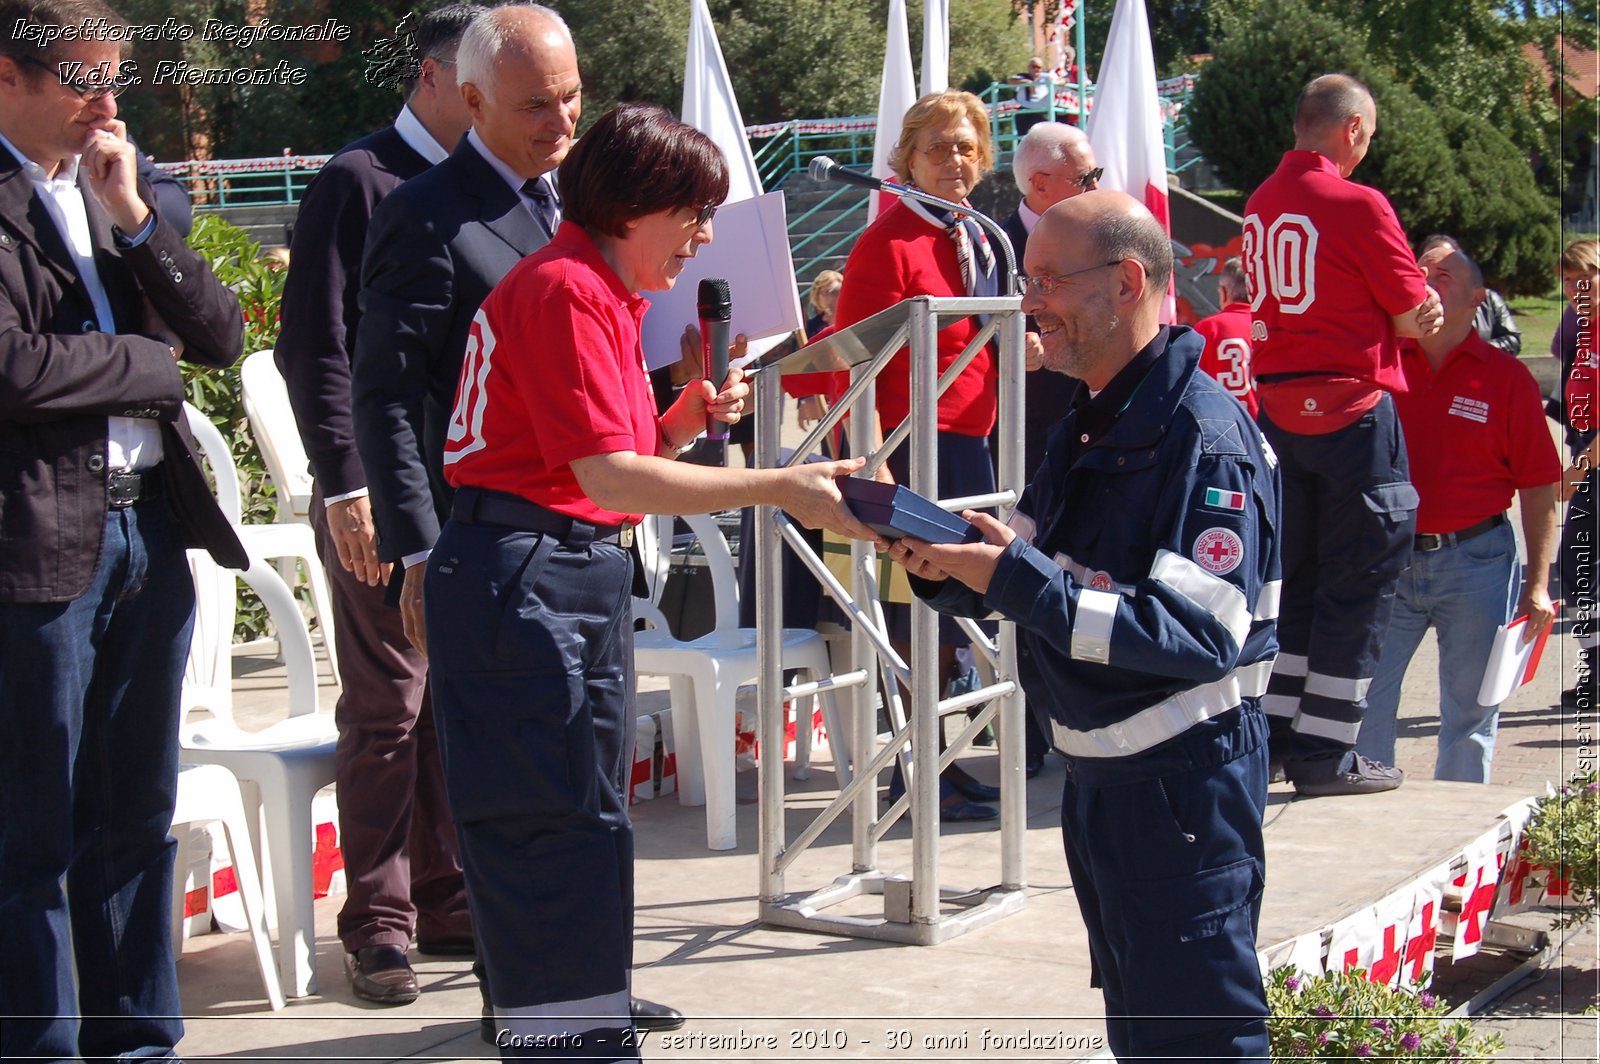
[1561,239,1600,277]
[559,103,729,239]
[0,0,130,73]
[889,90,994,184]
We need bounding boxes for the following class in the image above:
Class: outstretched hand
[887,510,1014,595]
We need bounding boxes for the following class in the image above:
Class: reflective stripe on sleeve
[1261,693,1300,720]
[1255,580,1282,621]
[1236,659,1274,698]
[1149,549,1251,648]
[1071,588,1120,664]
[1007,509,1037,544]
[1271,653,1309,678]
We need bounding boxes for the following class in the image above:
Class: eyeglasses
[1076,166,1105,190]
[693,203,718,227]
[1018,260,1125,295]
[19,55,133,101]
[917,141,980,165]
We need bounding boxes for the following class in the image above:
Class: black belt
[451,487,633,548]
[108,466,165,509]
[1414,513,1504,553]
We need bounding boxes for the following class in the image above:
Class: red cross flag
[1085,0,1175,322]
[1451,829,1502,960]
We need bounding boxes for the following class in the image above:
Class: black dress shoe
[948,775,1001,802]
[480,1004,497,1045]
[415,934,476,956]
[345,945,419,1005]
[631,996,686,1032]
[1024,752,1044,779]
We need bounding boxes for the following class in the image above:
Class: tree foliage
[1186,0,1560,293]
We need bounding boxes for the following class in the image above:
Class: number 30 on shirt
[444,309,496,467]
[1243,213,1319,315]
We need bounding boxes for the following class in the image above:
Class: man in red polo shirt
[1357,243,1559,782]
[1193,256,1258,417]
[1244,73,1442,795]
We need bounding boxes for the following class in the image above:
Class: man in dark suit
[0,2,245,1059]
[277,3,483,1006]
[351,3,683,1035]
[998,121,1101,777]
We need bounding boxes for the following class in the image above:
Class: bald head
[1293,73,1377,176]
[1037,189,1173,298]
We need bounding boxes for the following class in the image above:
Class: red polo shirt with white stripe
[1244,151,1430,431]
[1392,331,1561,535]
[442,222,658,526]
[1192,301,1259,416]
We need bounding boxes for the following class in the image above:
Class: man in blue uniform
[890,190,1278,1062]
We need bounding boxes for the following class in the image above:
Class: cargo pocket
[1361,482,1419,529]
[1124,856,1262,943]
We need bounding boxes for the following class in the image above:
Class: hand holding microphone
[698,278,732,440]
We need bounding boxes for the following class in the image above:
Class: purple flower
[1314,1005,1335,1018]
[1371,1018,1393,1035]
[1317,1031,1331,1046]
[1420,991,1437,1008]
[1401,1032,1422,1050]
[1285,975,1302,992]
[1355,1043,1373,1057]
[1293,1041,1309,1057]
[1586,781,1599,793]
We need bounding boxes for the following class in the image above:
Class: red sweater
[833,201,996,438]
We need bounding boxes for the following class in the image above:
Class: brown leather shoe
[345,945,420,1005]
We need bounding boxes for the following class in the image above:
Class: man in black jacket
[277,2,483,1006]
[0,1,244,1059]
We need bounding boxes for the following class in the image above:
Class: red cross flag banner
[1491,798,1540,917]
[1325,905,1380,977]
[1450,828,1503,960]
[1282,930,1326,979]
[1367,889,1415,989]
[1402,867,1447,988]
[870,0,917,222]
[1085,0,1175,322]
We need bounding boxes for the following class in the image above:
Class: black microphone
[697,277,732,441]
[808,155,888,193]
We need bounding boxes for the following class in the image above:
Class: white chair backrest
[182,402,243,523]
[239,350,314,519]
[682,512,741,633]
[633,513,674,607]
[183,549,321,728]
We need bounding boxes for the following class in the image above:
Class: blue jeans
[0,502,194,1063]
[1358,521,1516,783]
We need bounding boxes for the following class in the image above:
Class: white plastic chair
[183,402,338,679]
[180,547,337,999]
[170,762,286,1011]
[239,349,313,523]
[632,512,852,850]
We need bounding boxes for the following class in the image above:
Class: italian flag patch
[1204,487,1246,511]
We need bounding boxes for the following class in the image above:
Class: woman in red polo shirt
[423,103,876,1058]
[834,90,1002,819]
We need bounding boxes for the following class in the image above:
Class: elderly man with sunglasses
[0,1,246,1059]
[890,190,1280,1063]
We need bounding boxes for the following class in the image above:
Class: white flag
[921,0,949,96]
[871,0,917,221]
[1086,0,1175,321]
[683,0,761,204]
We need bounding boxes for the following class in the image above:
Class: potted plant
[1266,966,1504,1061]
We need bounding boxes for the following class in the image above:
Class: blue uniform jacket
[921,327,1282,758]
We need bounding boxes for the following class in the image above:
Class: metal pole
[996,307,1028,892]
[756,355,786,903]
[908,298,940,926]
[851,366,880,871]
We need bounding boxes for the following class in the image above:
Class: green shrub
[1266,966,1504,1061]
[183,214,287,641]
[1521,770,1600,926]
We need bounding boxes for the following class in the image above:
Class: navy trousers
[1060,706,1270,1064]
[425,513,639,1063]
[0,501,194,1063]
[1259,395,1417,764]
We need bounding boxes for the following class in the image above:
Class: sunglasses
[20,55,133,101]
[1018,260,1125,296]
[917,141,980,165]
[1076,166,1105,190]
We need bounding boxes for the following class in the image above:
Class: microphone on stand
[697,277,732,443]
[808,156,1018,295]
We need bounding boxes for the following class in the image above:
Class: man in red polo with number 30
[1245,73,1442,796]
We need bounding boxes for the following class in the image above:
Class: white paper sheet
[1476,611,1555,707]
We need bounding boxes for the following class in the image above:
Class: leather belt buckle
[1414,532,1446,553]
[107,470,142,509]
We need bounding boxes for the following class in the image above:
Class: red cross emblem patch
[1193,527,1244,575]
[1088,570,1115,591]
